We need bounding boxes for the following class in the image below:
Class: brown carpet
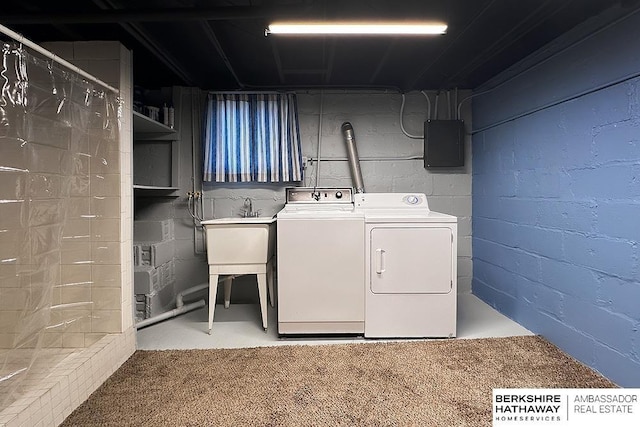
[61,336,614,426]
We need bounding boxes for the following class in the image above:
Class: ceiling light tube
[265,22,447,36]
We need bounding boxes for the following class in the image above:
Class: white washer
[355,193,457,338]
[277,188,365,334]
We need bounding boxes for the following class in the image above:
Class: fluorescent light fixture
[265,22,447,36]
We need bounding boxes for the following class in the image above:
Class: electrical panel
[424,120,465,168]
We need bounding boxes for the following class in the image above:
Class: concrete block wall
[133,87,211,305]
[472,10,640,386]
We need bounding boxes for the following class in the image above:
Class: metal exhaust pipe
[341,122,365,193]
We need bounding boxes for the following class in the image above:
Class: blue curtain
[203,93,303,183]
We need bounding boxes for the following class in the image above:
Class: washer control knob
[406,195,420,205]
[335,191,343,199]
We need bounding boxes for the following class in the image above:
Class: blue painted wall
[472,9,640,386]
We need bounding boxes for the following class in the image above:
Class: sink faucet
[243,197,258,217]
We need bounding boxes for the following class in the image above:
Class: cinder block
[148,284,175,318]
[537,200,595,234]
[599,276,640,322]
[432,174,471,196]
[569,164,638,199]
[159,260,175,288]
[134,266,160,294]
[593,340,640,388]
[596,201,640,241]
[134,294,150,320]
[539,258,598,300]
[564,297,636,354]
[593,121,640,163]
[517,225,563,260]
[563,233,635,279]
[133,240,174,267]
[134,220,174,242]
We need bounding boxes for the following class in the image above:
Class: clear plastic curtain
[0,42,120,409]
[203,93,303,183]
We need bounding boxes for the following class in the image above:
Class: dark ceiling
[0,0,635,91]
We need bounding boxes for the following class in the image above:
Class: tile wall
[0,41,135,425]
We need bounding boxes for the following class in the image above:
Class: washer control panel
[354,193,430,210]
[286,187,353,203]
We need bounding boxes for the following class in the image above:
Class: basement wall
[472,8,640,386]
[199,90,474,299]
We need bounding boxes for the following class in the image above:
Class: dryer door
[370,226,452,294]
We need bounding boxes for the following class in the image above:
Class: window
[203,93,303,183]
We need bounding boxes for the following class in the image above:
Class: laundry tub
[201,217,276,333]
[202,217,276,265]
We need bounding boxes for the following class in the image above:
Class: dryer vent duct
[341,122,365,193]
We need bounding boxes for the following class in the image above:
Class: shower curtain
[0,42,120,409]
[203,93,303,183]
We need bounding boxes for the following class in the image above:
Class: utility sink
[201,217,276,265]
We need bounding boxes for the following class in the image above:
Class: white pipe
[454,88,458,120]
[309,155,422,162]
[135,299,205,329]
[191,88,206,254]
[175,277,241,308]
[0,23,119,94]
[420,90,432,120]
[399,94,422,139]
[176,282,209,308]
[136,276,243,329]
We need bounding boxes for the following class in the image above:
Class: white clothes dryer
[355,193,457,338]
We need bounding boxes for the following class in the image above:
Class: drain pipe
[341,122,365,193]
[135,277,242,329]
[135,299,205,329]
[135,282,209,329]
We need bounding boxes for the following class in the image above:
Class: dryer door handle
[375,248,386,274]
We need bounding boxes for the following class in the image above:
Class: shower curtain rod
[0,24,119,94]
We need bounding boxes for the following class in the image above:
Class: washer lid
[277,204,364,219]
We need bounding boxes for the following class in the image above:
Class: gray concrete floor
[136,293,533,350]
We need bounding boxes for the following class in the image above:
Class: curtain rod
[0,24,119,94]
[208,90,295,95]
